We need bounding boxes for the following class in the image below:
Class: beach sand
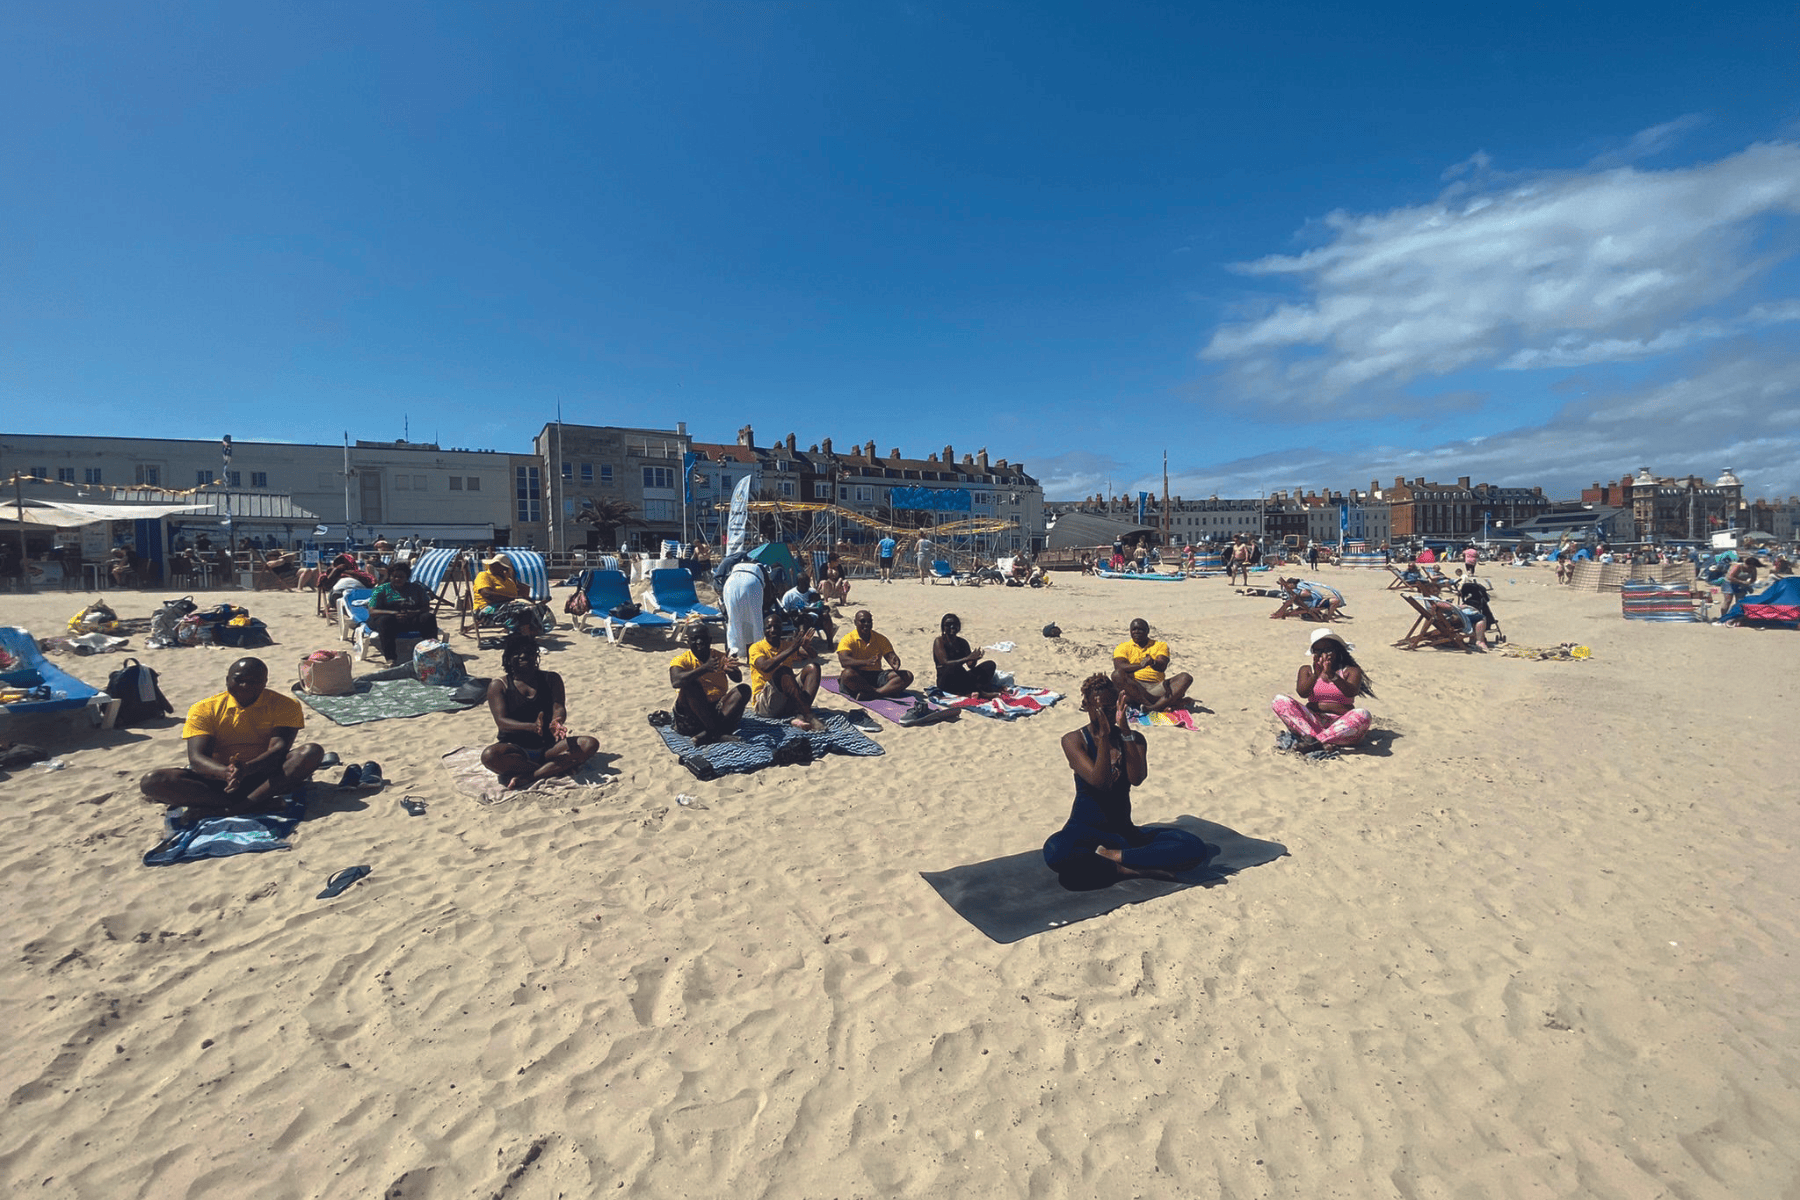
[0,568,1795,1198]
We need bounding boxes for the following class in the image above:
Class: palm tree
[576,498,637,546]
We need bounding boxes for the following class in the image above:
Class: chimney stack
[943,444,954,465]
[785,432,797,453]
[977,448,989,469]
[865,439,876,459]
[737,425,755,448]
[821,436,833,455]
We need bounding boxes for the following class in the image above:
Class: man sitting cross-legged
[1112,617,1195,713]
[836,609,914,700]
[140,657,326,819]
[748,610,825,731]
[668,624,751,745]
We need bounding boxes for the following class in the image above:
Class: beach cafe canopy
[1045,512,1158,552]
[1,499,212,529]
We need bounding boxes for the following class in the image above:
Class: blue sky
[4,1,1798,501]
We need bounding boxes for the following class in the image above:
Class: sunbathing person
[318,552,375,613]
[1270,628,1375,751]
[748,610,825,730]
[836,609,914,699]
[1043,673,1210,889]
[933,612,1001,697]
[140,658,326,818]
[1112,618,1193,712]
[1433,599,1493,650]
[819,557,852,609]
[1271,577,1344,620]
[1457,576,1502,643]
[481,633,598,788]
[668,624,750,744]
[474,554,547,634]
[367,560,440,662]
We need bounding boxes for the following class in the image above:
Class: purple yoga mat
[819,677,955,725]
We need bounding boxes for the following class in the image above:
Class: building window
[642,499,674,522]
[251,471,268,488]
[29,466,47,479]
[196,470,212,486]
[813,482,832,499]
[57,467,75,483]
[449,477,463,490]
[855,486,874,502]
[466,477,480,491]
[775,460,790,474]
[598,465,613,486]
[779,480,796,498]
[974,492,992,506]
[643,466,675,490]
[580,463,593,483]
[226,471,241,487]
[395,475,411,490]
[515,465,541,523]
[84,467,103,484]
[839,487,849,501]
[135,465,160,486]
[561,462,573,481]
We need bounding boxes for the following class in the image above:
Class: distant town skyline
[4,3,1797,502]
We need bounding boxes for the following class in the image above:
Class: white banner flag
[726,472,758,556]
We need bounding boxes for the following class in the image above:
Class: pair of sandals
[335,761,385,790]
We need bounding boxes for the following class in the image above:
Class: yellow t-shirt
[837,630,895,665]
[669,648,728,702]
[748,638,786,698]
[1113,639,1169,684]
[181,689,306,765]
[473,569,524,606]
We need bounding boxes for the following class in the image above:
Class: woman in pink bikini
[1270,628,1375,751]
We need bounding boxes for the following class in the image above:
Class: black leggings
[370,613,439,661]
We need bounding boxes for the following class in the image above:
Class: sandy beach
[0,567,1795,1199]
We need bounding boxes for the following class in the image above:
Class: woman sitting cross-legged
[932,612,1002,698]
[1270,628,1375,751]
[481,633,599,790]
[1043,673,1211,890]
[367,560,440,663]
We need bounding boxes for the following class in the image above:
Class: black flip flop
[316,865,370,900]
[360,762,384,789]
[336,763,363,789]
[319,751,341,768]
[399,796,427,817]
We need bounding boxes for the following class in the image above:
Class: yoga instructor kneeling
[1043,673,1209,889]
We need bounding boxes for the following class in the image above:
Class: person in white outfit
[722,558,767,660]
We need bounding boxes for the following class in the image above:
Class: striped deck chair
[409,547,464,620]
[461,549,555,644]
[1393,594,1480,652]
[1270,579,1346,621]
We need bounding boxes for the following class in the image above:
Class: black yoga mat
[919,816,1288,944]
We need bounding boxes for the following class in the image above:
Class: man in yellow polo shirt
[836,609,914,699]
[1112,617,1194,713]
[668,624,750,744]
[748,609,824,730]
[139,658,326,817]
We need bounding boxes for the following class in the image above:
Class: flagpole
[342,433,352,550]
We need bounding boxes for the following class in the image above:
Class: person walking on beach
[916,535,934,584]
[1229,537,1253,585]
[877,534,897,583]
[140,658,326,818]
[1112,618,1194,713]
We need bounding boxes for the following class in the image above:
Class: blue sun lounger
[583,569,676,645]
[0,626,121,730]
[647,568,722,622]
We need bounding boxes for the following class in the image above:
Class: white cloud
[1200,139,1800,413]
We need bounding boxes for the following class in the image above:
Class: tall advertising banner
[726,472,758,555]
[1137,491,1149,525]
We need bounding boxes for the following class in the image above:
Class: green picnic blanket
[292,678,481,726]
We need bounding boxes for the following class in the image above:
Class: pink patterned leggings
[1270,694,1371,746]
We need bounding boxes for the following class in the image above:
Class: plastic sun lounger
[647,568,722,621]
[0,626,121,730]
[929,559,959,584]
[584,569,675,645]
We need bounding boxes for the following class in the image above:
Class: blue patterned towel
[649,712,883,776]
[143,792,309,867]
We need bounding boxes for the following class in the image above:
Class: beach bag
[176,615,213,646]
[105,658,173,727]
[564,581,591,617]
[196,603,249,625]
[299,650,354,696]
[69,603,120,633]
[609,602,641,620]
[412,640,466,687]
[214,618,271,648]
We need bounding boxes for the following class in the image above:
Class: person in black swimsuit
[481,633,599,789]
[1043,673,1210,889]
[932,613,1001,697]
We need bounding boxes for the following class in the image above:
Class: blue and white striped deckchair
[493,548,550,602]
[409,547,462,616]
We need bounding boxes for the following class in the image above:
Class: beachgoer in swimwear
[836,609,914,699]
[1229,537,1253,585]
[1042,673,1209,888]
[139,658,326,817]
[482,633,599,788]
[668,624,750,744]
[1271,577,1344,621]
[933,613,1001,697]
[1270,628,1375,750]
[1111,618,1193,712]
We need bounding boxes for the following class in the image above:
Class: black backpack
[105,658,174,727]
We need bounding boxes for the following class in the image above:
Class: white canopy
[1,500,211,529]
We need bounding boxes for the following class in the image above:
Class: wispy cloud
[1200,138,1800,415]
